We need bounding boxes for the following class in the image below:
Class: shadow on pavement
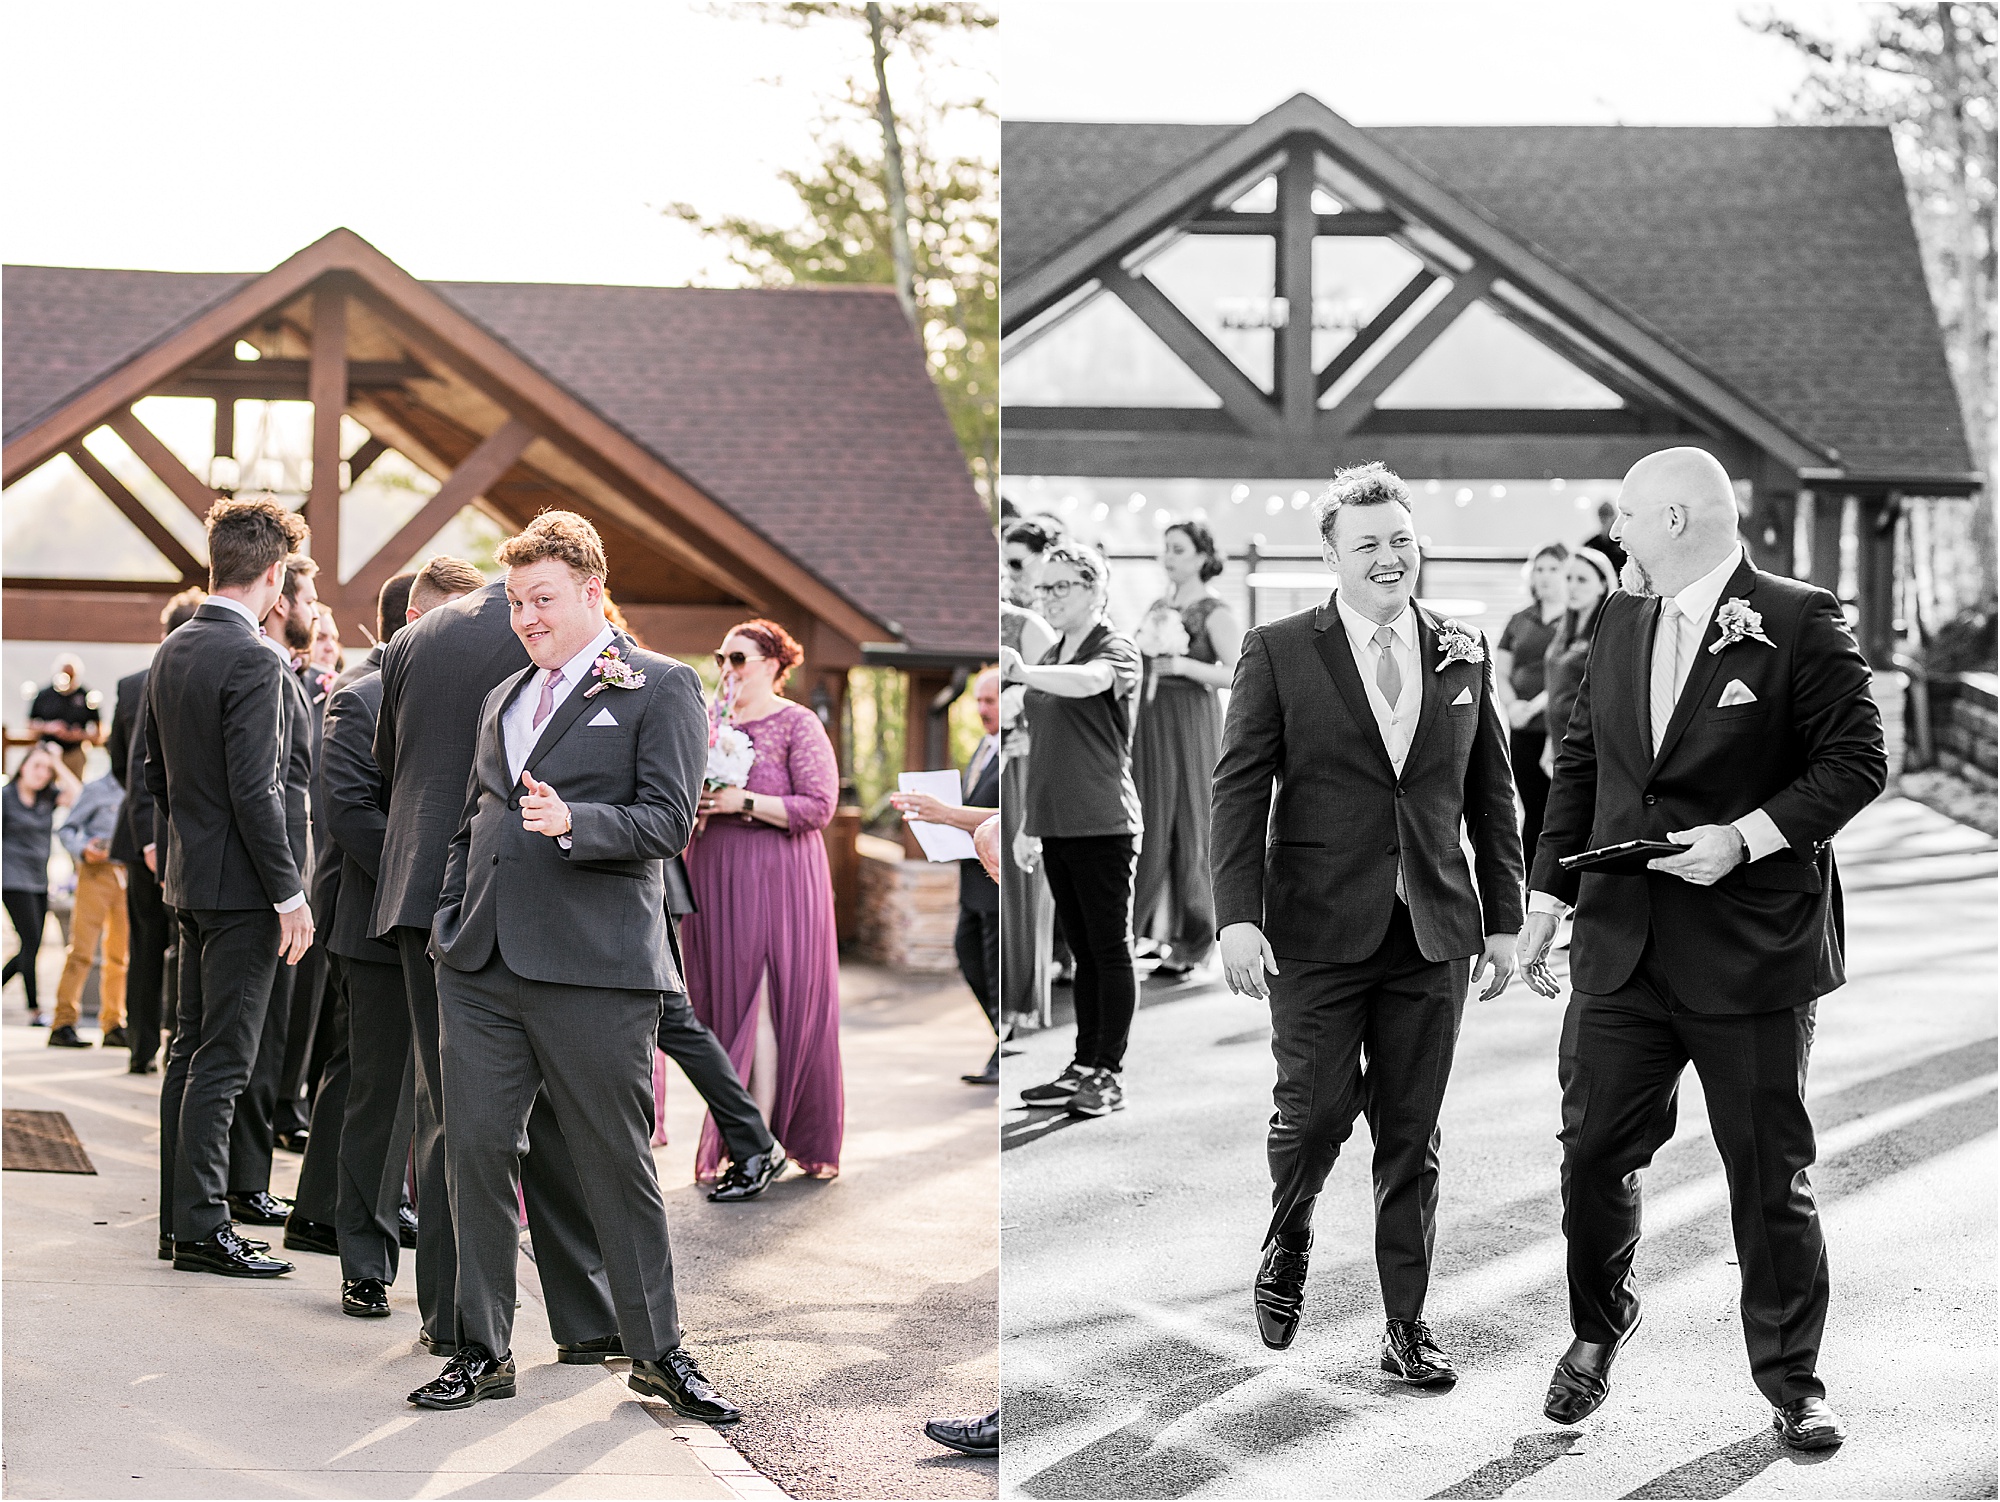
[1617,1427,1835,1498]
[1429,1429,1583,1498]
[1014,1363,1270,1499]
[1003,1108,1092,1152]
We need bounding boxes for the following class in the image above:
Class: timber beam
[64,444,205,581]
[1098,263,1281,437]
[1184,210,1401,236]
[104,408,222,523]
[344,416,536,607]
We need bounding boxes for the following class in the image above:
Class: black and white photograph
[995,2,1996,1497]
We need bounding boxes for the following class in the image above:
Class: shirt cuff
[143,843,156,855]
[1732,809,1786,862]
[1528,889,1570,918]
[274,891,306,914]
[557,835,572,851]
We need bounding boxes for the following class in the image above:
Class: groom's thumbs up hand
[519,773,572,838]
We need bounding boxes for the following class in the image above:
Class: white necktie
[1650,600,1683,753]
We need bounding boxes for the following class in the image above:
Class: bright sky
[4,0,993,287]
[1000,0,1864,125]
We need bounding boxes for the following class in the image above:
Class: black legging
[3,889,50,1011]
[1040,834,1138,1073]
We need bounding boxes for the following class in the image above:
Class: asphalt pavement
[1,960,998,1500]
[999,797,1997,1500]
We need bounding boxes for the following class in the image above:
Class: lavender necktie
[532,667,562,730]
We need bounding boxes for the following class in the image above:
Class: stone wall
[854,833,961,972]
[1931,671,1999,791]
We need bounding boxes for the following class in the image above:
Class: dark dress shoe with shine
[173,1227,293,1278]
[283,1214,340,1256]
[342,1278,391,1317]
[48,1024,89,1048]
[708,1149,784,1202]
[925,1410,999,1456]
[628,1348,741,1425]
[100,1025,130,1048]
[1773,1396,1845,1450]
[419,1331,458,1358]
[557,1333,626,1365]
[226,1190,293,1226]
[1381,1318,1458,1386]
[164,1231,266,1258]
[408,1346,515,1409]
[1254,1239,1310,1350]
[274,1129,310,1154]
[129,1060,159,1074]
[1544,1316,1642,1424]
[398,1204,419,1249]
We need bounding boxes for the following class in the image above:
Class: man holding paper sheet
[891,668,1003,1085]
[1516,448,1887,1449]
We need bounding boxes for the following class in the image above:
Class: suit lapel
[1403,608,1447,771]
[524,634,631,779]
[1311,597,1395,780]
[1648,557,1760,776]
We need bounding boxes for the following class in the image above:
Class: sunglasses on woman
[713,650,769,670]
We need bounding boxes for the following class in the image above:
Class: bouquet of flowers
[1134,603,1190,702]
[705,679,756,790]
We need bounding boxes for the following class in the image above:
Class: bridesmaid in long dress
[683,619,844,1183]
[1130,520,1242,978]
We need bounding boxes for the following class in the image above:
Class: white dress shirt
[1530,544,1785,916]
[156,591,304,913]
[1336,592,1421,775]
[504,622,617,787]
[964,733,997,796]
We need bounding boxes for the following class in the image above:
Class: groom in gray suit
[406,511,737,1424]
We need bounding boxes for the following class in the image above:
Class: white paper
[898,770,979,862]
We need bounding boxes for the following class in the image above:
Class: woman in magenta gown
[683,619,845,1183]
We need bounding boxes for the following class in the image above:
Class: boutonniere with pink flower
[1708,598,1775,655]
[582,647,647,698]
[1432,620,1486,672]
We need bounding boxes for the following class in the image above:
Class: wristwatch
[743,795,757,814]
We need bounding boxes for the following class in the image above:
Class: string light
[1229,484,1250,504]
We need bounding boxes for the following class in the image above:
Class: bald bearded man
[1517,449,1886,1449]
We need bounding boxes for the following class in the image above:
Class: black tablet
[1558,839,1686,875]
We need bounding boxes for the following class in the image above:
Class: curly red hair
[726,618,805,690]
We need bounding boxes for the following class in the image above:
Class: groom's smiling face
[507,558,606,670]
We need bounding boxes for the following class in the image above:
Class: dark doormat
[2,1109,97,1173]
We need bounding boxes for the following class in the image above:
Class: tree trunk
[867,3,919,329]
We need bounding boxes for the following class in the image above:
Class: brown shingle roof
[1001,118,1972,480]
[4,264,995,656]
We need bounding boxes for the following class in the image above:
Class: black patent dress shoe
[162,1231,266,1259]
[557,1333,626,1365]
[226,1190,293,1226]
[1254,1239,1310,1350]
[48,1024,89,1048]
[398,1204,419,1249]
[342,1278,391,1318]
[172,1226,293,1278]
[925,1410,999,1456]
[408,1346,515,1409]
[274,1129,310,1154]
[1773,1396,1845,1450]
[1382,1318,1458,1386]
[419,1331,458,1358]
[628,1348,741,1425]
[708,1149,785,1203]
[100,1025,130,1048]
[283,1214,340,1256]
[1544,1315,1642,1423]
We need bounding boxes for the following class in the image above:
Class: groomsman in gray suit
[407,511,738,1424]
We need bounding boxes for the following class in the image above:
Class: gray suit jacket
[433,633,705,992]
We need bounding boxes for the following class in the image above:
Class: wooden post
[901,667,955,857]
[1855,495,1900,668]
[212,397,234,483]
[1275,140,1317,431]
[1745,487,1797,578]
[308,286,348,580]
[1805,490,1846,594]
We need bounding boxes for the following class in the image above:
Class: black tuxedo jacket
[107,669,147,862]
[1531,557,1887,1008]
[318,649,399,964]
[276,652,316,881]
[143,602,302,911]
[958,746,1001,915]
[434,634,705,992]
[307,647,388,939]
[1212,598,1525,964]
[371,581,532,937]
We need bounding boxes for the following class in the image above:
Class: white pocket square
[1716,680,1757,708]
[1450,686,1473,707]
[587,707,619,726]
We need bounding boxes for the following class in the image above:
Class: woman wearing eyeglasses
[1000,543,1144,1120]
[681,619,845,1185]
